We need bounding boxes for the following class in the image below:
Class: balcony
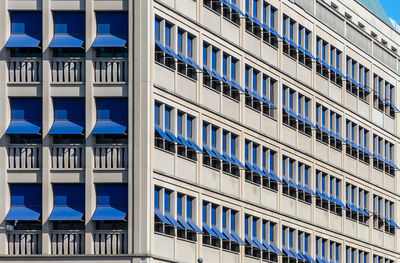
[7,230,42,255]
[94,58,128,83]
[93,230,128,254]
[94,145,128,169]
[50,230,84,255]
[51,145,85,169]
[8,58,42,83]
[51,58,85,83]
[8,145,41,169]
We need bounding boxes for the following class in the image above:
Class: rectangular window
[165,23,172,47]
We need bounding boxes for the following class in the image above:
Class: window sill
[245,179,262,187]
[316,139,329,146]
[316,205,329,212]
[177,236,197,244]
[298,61,312,70]
[298,129,312,138]
[262,185,278,193]
[203,163,221,172]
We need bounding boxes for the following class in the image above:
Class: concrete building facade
[0,0,399,263]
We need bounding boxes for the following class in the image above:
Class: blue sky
[380,0,400,24]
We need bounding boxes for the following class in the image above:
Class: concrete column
[0,0,9,254]
[42,0,53,255]
[85,0,96,254]
[132,0,152,255]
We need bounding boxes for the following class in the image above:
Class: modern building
[0,0,399,263]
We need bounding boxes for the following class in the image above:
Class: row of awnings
[6,98,128,135]
[6,184,128,221]
[156,40,277,110]
[282,107,400,170]
[6,12,128,48]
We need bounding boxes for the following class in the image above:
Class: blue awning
[92,184,127,221]
[49,98,85,134]
[245,235,259,248]
[92,12,128,47]
[49,12,85,48]
[6,12,42,48]
[6,184,42,221]
[187,218,204,234]
[49,184,85,221]
[231,231,246,245]
[187,138,203,153]
[270,242,284,255]
[203,223,218,238]
[231,155,247,170]
[49,206,84,221]
[155,209,171,225]
[92,98,127,134]
[177,216,194,231]
[223,228,237,243]
[6,98,42,134]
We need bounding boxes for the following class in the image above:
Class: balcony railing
[8,145,41,169]
[8,58,42,83]
[50,231,84,255]
[7,230,42,255]
[51,145,85,169]
[93,230,128,254]
[94,145,128,169]
[94,58,128,83]
[51,58,85,83]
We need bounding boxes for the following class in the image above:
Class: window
[316,237,328,261]
[328,46,343,86]
[245,0,262,37]
[245,65,262,111]
[357,64,369,100]
[262,2,279,47]
[245,65,277,115]
[315,170,330,210]
[203,122,245,173]
[358,126,371,164]
[297,162,312,203]
[154,102,202,157]
[262,220,279,261]
[316,37,330,78]
[297,25,313,67]
[203,43,243,99]
[345,183,370,222]
[261,147,279,190]
[221,208,242,251]
[282,156,298,198]
[154,17,201,77]
[384,81,397,117]
[297,93,313,135]
[262,74,277,118]
[245,140,263,184]
[282,15,297,58]
[316,103,330,144]
[345,56,371,100]
[154,187,180,236]
[345,120,358,158]
[373,194,385,230]
[372,134,391,171]
[202,201,223,247]
[204,0,242,25]
[329,111,343,151]
[282,86,297,128]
